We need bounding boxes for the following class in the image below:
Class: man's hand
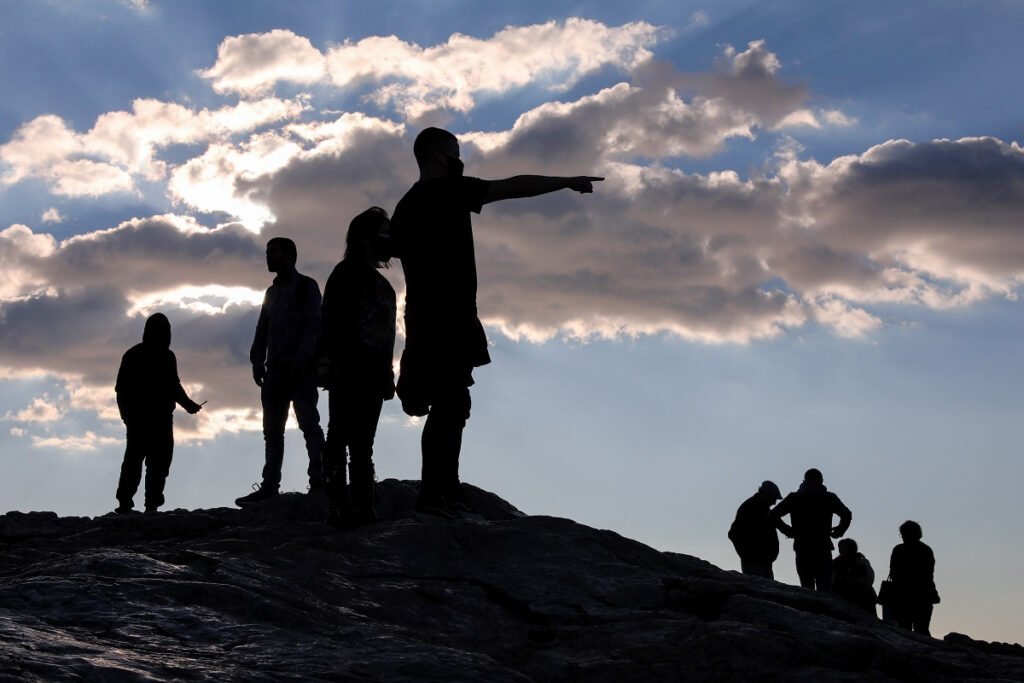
[567,176,604,194]
[185,399,203,415]
[831,527,845,539]
[252,364,266,387]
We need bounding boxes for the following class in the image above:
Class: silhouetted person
[318,207,397,529]
[236,237,326,506]
[390,126,602,517]
[832,538,877,615]
[115,313,202,514]
[728,480,783,578]
[771,468,852,591]
[887,520,939,635]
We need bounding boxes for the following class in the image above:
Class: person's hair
[345,206,389,267]
[899,520,923,541]
[267,237,298,266]
[413,127,457,169]
[837,538,858,553]
[804,468,823,483]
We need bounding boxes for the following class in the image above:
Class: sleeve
[832,494,853,535]
[115,352,130,420]
[249,293,269,367]
[770,495,794,536]
[318,270,336,362]
[169,351,192,408]
[458,176,491,214]
[297,276,323,362]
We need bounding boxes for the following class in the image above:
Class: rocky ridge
[1,480,1022,682]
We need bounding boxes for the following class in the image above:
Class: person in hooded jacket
[771,468,852,591]
[114,313,203,513]
[832,538,877,615]
[728,480,783,578]
[318,207,397,529]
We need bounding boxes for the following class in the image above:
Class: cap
[759,480,782,499]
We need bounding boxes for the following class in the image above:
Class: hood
[798,481,827,494]
[142,313,171,349]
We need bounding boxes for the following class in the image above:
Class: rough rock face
[1,480,1021,682]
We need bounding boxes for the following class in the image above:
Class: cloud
[6,396,62,423]
[41,208,63,224]
[2,26,1022,447]
[199,29,327,96]
[30,431,120,452]
[201,20,666,119]
[0,98,306,198]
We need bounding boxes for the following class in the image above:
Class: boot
[324,454,355,530]
[349,457,379,525]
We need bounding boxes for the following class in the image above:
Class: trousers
[116,416,173,510]
[261,375,325,489]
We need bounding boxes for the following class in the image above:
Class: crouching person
[115,313,203,514]
[319,207,397,528]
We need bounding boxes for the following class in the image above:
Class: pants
[261,376,325,489]
[324,384,383,515]
[892,601,933,635]
[740,558,775,579]
[419,383,472,505]
[795,549,833,591]
[116,416,173,510]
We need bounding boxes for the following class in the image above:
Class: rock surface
[1,480,1021,682]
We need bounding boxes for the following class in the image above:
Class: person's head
[142,312,171,349]
[837,538,858,557]
[345,206,391,268]
[266,237,297,273]
[413,127,462,178]
[804,468,824,484]
[899,520,923,542]
[758,480,782,502]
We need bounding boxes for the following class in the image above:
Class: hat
[759,480,782,499]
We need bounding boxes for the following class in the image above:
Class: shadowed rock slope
[1,480,1021,682]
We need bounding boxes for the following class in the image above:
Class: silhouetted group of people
[729,469,940,636]
[114,127,601,531]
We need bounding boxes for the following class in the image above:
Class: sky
[2,0,1023,644]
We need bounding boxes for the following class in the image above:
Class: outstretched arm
[483,175,603,204]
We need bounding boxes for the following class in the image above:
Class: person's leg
[143,416,174,511]
[794,552,816,589]
[115,421,145,510]
[291,377,326,488]
[740,558,773,579]
[419,383,470,508]
[260,384,290,491]
[814,550,833,592]
[324,387,354,527]
[912,603,934,635]
[348,394,384,523]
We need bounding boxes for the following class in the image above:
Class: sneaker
[235,483,279,507]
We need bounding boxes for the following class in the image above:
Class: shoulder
[374,270,396,295]
[296,272,321,293]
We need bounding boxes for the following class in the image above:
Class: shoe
[235,483,279,507]
[307,481,325,494]
[144,507,160,514]
[114,505,138,515]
